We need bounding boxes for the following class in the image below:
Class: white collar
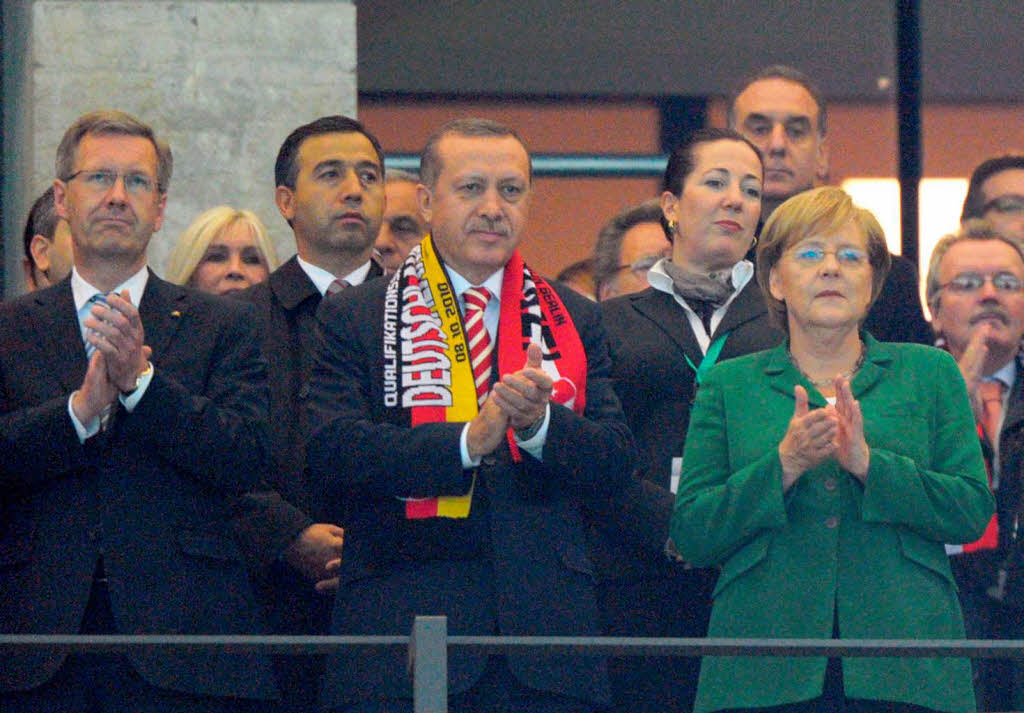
[71,264,150,312]
[296,256,373,297]
[989,359,1018,391]
[447,266,505,303]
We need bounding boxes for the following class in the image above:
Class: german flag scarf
[382,235,587,518]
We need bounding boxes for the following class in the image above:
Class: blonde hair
[165,206,280,286]
[756,186,891,331]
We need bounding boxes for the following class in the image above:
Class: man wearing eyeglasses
[961,155,1024,244]
[927,219,1024,711]
[592,199,671,301]
[0,111,278,711]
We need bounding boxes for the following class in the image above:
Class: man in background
[374,168,428,275]
[729,64,931,344]
[592,199,670,301]
[234,114,387,712]
[21,186,74,291]
[961,155,1024,243]
[928,220,1024,711]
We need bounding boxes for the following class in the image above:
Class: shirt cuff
[68,392,101,443]
[514,403,550,460]
[119,363,154,412]
[460,422,483,470]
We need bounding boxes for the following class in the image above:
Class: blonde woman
[672,187,992,713]
[165,206,279,294]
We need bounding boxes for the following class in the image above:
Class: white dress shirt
[68,265,154,441]
[296,255,373,296]
[446,266,550,467]
[647,258,755,353]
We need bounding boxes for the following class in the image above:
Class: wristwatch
[123,361,154,396]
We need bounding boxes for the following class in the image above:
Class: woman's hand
[778,385,838,491]
[834,376,870,482]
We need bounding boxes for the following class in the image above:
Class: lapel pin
[171,310,181,318]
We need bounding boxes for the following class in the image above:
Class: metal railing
[386,153,667,177]
[5,617,1024,712]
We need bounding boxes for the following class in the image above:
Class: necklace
[788,341,867,387]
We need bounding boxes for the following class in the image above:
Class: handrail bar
[4,633,1024,658]
[385,153,667,177]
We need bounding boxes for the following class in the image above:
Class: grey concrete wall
[4,0,356,296]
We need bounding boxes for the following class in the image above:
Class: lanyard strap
[684,332,730,386]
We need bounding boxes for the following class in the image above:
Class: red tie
[462,287,493,406]
[326,278,350,296]
[979,379,1006,447]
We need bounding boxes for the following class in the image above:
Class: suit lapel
[37,280,89,393]
[272,257,321,312]
[849,334,892,400]
[630,289,706,366]
[1002,359,1024,436]
[138,272,188,359]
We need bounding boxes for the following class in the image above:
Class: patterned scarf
[382,235,587,518]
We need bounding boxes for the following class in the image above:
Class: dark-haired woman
[591,128,783,712]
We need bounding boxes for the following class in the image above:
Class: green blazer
[670,335,994,712]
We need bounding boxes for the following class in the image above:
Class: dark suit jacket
[0,274,278,700]
[232,256,384,575]
[596,281,783,579]
[863,254,932,344]
[986,361,1024,607]
[306,275,635,708]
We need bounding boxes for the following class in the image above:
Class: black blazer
[863,254,932,345]
[0,274,278,699]
[990,363,1024,606]
[232,256,383,572]
[305,276,635,708]
[595,280,783,578]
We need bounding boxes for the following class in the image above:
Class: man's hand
[466,396,509,459]
[492,343,553,430]
[83,289,151,392]
[958,323,993,420]
[283,523,345,592]
[71,351,119,424]
[778,385,838,491]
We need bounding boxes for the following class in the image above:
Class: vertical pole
[896,0,922,266]
[411,616,448,713]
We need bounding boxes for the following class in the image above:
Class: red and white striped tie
[462,287,493,406]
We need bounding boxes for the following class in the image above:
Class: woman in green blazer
[670,187,994,713]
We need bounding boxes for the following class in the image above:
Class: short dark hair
[419,117,530,188]
[23,187,59,266]
[56,110,173,193]
[961,154,1024,222]
[274,115,385,189]
[593,199,664,298]
[727,64,828,137]
[660,128,763,241]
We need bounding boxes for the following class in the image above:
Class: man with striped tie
[306,117,636,713]
[0,110,278,711]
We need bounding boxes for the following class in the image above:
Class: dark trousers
[338,655,595,713]
[598,568,716,713]
[1,565,274,713]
